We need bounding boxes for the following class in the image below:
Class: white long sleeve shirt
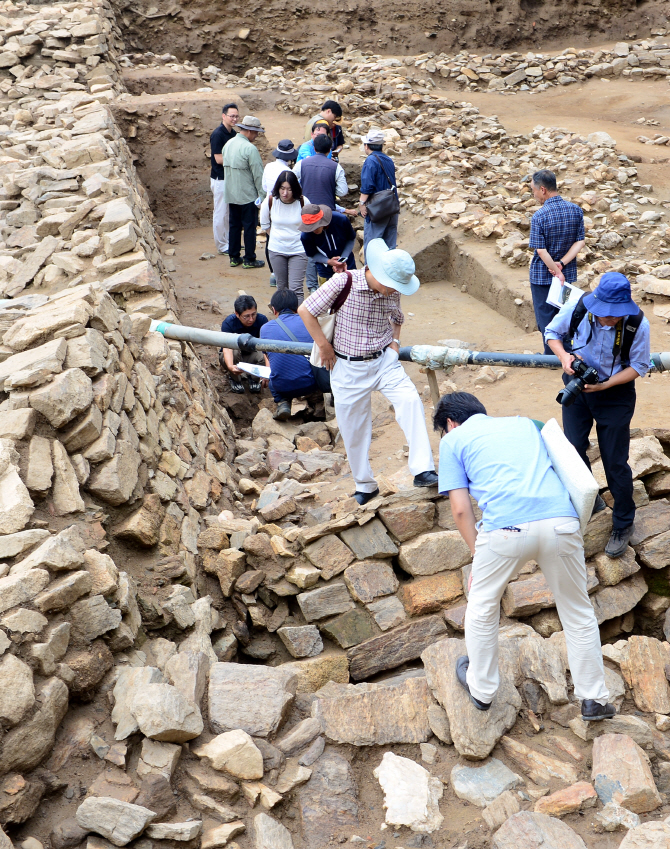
[260,194,311,255]
[262,160,293,195]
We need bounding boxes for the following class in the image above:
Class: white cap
[362,129,385,145]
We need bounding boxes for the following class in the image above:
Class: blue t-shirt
[220,313,268,337]
[260,311,316,393]
[438,414,577,531]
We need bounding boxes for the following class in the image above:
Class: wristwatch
[392,339,400,345]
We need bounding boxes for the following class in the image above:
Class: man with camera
[546,272,651,558]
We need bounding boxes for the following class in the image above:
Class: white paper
[547,276,584,310]
[237,362,271,379]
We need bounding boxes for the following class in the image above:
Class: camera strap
[568,297,643,377]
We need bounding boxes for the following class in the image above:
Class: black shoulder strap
[569,296,588,340]
[372,154,396,191]
[619,310,644,367]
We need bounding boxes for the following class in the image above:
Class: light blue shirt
[545,300,651,381]
[296,140,332,163]
[438,414,577,532]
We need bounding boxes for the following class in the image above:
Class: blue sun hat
[366,239,420,296]
[583,272,639,318]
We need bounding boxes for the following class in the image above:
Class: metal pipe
[150,320,313,356]
[151,321,670,373]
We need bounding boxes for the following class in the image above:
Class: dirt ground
[110,0,670,73]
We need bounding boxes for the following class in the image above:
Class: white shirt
[262,159,293,195]
[260,194,311,255]
[293,158,349,200]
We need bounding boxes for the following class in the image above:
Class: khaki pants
[465,515,609,706]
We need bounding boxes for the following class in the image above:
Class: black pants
[562,379,636,530]
[229,201,257,262]
[530,283,559,355]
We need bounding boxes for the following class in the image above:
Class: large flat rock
[620,635,670,714]
[421,638,521,759]
[492,811,587,849]
[313,673,431,745]
[297,751,359,847]
[592,733,662,814]
[208,663,297,737]
[348,615,447,681]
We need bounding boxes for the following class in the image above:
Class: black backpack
[568,295,643,367]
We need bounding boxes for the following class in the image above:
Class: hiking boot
[229,258,242,268]
[456,656,491,711]
[592,493,606,516]
[243,259,265,269]
[414,470,439,487]
[248,379,262,394]
[229,377,245,394]
[581,699,616,721]
[274,400,291,421]
[605,524,634,558]
[353,488,380,506]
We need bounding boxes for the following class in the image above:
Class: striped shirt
[529,195,585,286]
[302,269,404,357]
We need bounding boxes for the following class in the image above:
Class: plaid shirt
[303,269,404,357]
[529,195,585,286]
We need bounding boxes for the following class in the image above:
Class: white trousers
[465,515,609,706]
[331,347,435,493]
[211,178,229,252]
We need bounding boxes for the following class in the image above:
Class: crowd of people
[210,105,654,722]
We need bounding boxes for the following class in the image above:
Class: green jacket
[222,134,266,205]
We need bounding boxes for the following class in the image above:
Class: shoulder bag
[308,272,352,368]
[365,154,400,223]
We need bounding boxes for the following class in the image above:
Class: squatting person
[299,238,438,505]
[546,272,651,558]
[218,295,268,394]
[435,391,615,721]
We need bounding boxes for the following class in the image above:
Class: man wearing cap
[298,237,438,504]
[296,120,332,163]
[359,130,399,252]
[529,169,585,353]
[222,115,266,269]
[262,139,299,196]
[299,204,356,285]
[546,272,650,557]
[209,103,239,255]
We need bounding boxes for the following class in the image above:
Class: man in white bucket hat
[299,237,437,504]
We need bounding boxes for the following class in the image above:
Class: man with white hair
[359,129,400,252]
[299,238,437,504]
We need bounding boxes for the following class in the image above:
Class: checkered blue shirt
[529,196,585,286]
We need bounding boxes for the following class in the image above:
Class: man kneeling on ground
[434,391,615,722]
[260,289,330,421]
[218,294,268,394]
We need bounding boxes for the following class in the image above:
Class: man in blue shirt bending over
[260,289,329,421]
[435,391,614,722]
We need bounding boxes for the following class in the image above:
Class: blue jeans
[530,283,559,354]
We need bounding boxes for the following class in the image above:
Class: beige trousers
[465,515,609,706]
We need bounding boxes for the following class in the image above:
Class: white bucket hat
[366,239,420,296]
[362,128,385,145]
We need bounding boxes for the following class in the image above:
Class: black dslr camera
[556,358,600,407]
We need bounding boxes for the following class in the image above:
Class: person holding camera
[435,391,614,720]
[545,272,651,558]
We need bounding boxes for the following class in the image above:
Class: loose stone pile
[3,0,670,847]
